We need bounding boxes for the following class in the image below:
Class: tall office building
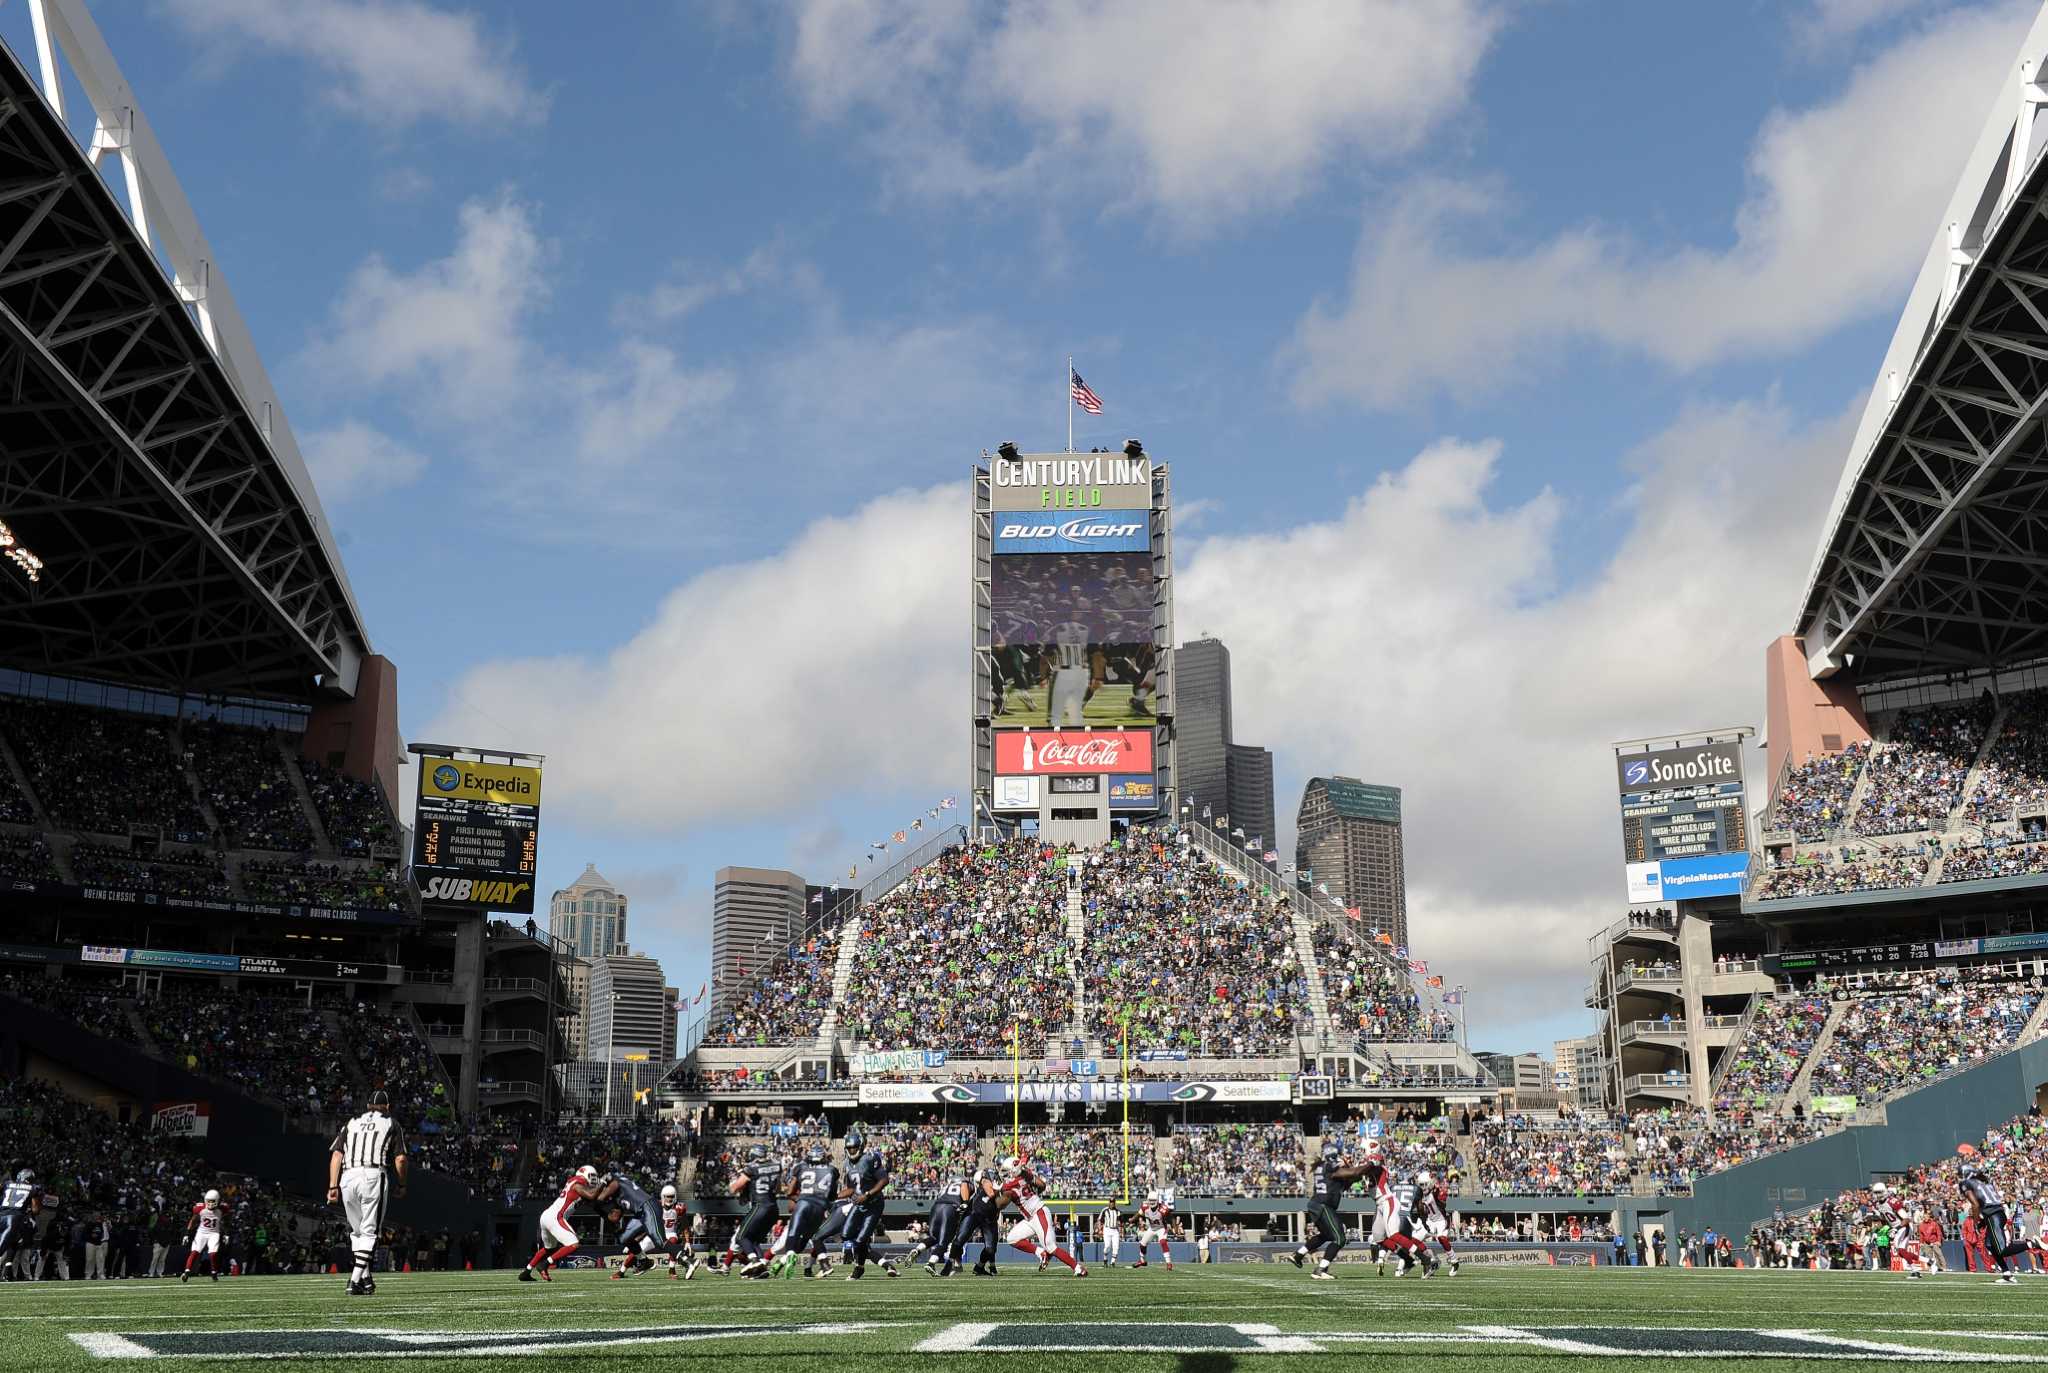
[586,949,669,1061]
[661,985,680,1064]
[1227,743,1276,851]
[1295,776,1408,949]
[1553,1033,1605,1110]
[550,864,628,960]
[1175,636,1276,845]
[712,866,807,1017]
[560,956,593,1059]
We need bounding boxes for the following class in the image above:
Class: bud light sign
[994,730,1154,775]
[992,509,1149,554]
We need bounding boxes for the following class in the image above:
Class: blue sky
[6,0,2033,1051]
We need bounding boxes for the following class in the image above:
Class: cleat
[1311,1270,1336,1280]
[1038,1254,1050,1273]
[518,1269,535,1282]
[1449,1261,1460,1277]
[346,1281,372,1297]
[1289,1251,1305,1269]
[1132,1259,1147,1269]
[180,1272,189,1284]
[1075,1264,1088,1278]
[882,1260,899,1278]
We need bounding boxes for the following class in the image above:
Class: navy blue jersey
[612,1175,655,1214]
[1963,1175,2005,1210]
[851,1151,889,1198]
[796,1162,839,1203]
[743,1163,784,1203]
[1310,1161,1347,1208]
[0,1181,38,1213]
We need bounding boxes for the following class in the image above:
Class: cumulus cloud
[301,420,428,503]
[422,483,963,829]
[1289,3,2031,407]
[1795,0,1940,51]
[1182,397,1852,1019]
[162,0,545,129]
[787,0,1504,225]
[426,390,1850,1038]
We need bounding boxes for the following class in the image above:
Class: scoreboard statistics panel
[1619,780,1748,863]
[411,757,541,914]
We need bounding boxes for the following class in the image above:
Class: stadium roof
[0,7,369,700]
[1799,8,2048,685]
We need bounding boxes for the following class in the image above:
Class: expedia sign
[418,758,542,807]
[992,509,1149,554]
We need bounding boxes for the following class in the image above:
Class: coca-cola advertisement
[993,730,1154,775]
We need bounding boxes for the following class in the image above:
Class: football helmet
[577,1165,599,1183]
[1002,1155,1025,1178]
[203,1189,220,1204]
[747,1145,768,1165]
[660,1184,677,1203]
[806,1145,829,1165]
[1361,1139,1385,1162]
[13,1168,32,1185]
[1416,1171,1434,1188]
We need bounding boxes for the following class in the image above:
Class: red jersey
[552,1174,596,1213]
[1002,1173,1043,1207]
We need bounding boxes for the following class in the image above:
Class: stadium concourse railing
[1172,818,1469,1062]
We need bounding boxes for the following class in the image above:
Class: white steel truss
[0,0,367,696]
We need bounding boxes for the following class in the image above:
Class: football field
[5,1263,2047,1370]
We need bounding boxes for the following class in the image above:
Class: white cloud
[1181,397,1852,1020]
[301,420,428,503]
[620,245,816,327]
[1289,3,2031,407]
[426,390,1849,1041]
[162,0,544,129]
[422,484,962,830]
[788,0,1504,225]
[308,192,546,418]
[1795,0,1939,51]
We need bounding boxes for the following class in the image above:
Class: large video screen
[990,551,1156,727]
[412,756,541,914]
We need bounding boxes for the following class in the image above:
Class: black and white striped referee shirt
[330,1112,407,1172]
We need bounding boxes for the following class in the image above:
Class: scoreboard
[1620,780,1747,864]
[411,754,541,914]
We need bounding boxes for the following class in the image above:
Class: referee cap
[367,1089,391,1110]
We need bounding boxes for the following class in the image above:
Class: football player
[181,1188,224,1283]
[660,1184,699,1279]
[729,1145,785,1278]
[997,1156,1087,1276]
[839,1131,899,1279]
[1292,1142,1377,1280]
[520,1165,603,1282]
[1133,1189,1174,1270]
[1378,1173,1438,1278]
[600,1172,670,1279]
[1415,1170,1458,1276]
[771,1146,839,1275]
[0,1169,43,1282]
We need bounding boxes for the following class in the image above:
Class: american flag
[1070,367,1103,414]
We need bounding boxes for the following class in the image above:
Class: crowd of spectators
[1714,994,1831,1110]
[346,1007,451,1127]
[1469,1111,1629,1196]
[1752,846,1930,901]
[1167,1122,1302,1197]
[1769,742,1869,840]
[1079,840,1307,1055]
[0,1076,337,1278]
[537,1116,688,1192]
[71,843,231,899]
[702,922,844,1046]
[1939,837,2048,884]
[0,972,139,1042]
[840,837,1075,1055]
[1965,688,2048,826]
[410,1122,524,1205]
[184,722,312,853]
[0,766,32,825]
[0,700,208,841]
[1804,967,2043,1107]
[240,858,405,911]
[863,1117,978,1198]
[299,758,397,855]
[1314,925,1456,1043]
[1011,1126,1150,1198]
[138,990,353,1120]
[1629,1105,1824,1194]
[1854,700,1993,837]
[0,831,59,881]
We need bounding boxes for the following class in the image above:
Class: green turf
[6,1262,2047,1370]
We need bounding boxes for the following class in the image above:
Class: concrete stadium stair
[1780,1000,1849,1116]
[814,904,866,1051]
[1186,832,1337,1044]
[1064,882,1090,1049]
[1835,760,1879,839]
[0,730,53,829]
[1953,699,2010,824]
[277,736,337,858]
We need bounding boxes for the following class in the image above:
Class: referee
[328,1089,408,1296]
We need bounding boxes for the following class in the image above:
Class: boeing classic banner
[858,1080,1292,1105]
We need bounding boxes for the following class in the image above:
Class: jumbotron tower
[973,440,1175,844]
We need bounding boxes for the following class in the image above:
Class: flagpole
[1066,354,1073,453]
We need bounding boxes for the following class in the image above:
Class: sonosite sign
[411,751,541,913]
[1617,738,1748,902]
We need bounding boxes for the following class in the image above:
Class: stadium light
[0,516,44,585]
[1123,438,1144,457]
[996,441,1020,460]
